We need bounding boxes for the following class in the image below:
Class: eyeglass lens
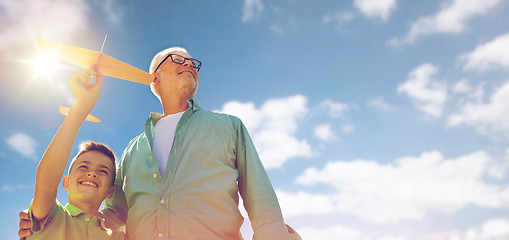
[171,54,199,68]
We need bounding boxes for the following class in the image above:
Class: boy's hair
[68,141,116,186]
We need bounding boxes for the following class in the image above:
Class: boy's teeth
[81,181,98,187]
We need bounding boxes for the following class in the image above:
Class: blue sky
[1,0,509,239]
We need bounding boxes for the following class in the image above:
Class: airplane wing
[59,106,101,123]
[35,38,154,85]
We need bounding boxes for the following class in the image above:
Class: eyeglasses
[154,53,202,72]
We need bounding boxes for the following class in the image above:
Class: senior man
[19,47,300,240]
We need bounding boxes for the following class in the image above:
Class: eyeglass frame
[154,53,202,73]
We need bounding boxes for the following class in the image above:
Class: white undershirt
[153,111,185,174]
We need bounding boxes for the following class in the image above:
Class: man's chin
[179,75,196,84]
[179,78,197,92]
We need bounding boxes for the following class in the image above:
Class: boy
[27,68,124,239]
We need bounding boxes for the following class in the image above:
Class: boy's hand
[69,66,103,115]
[18,209,32,240]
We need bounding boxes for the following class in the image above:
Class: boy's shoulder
[28,199,65,234]
[27,200,124,240]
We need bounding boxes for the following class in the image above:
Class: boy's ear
[105,186,115,199]
[62,176,69,190]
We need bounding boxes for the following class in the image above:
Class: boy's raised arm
[31,68,103,222]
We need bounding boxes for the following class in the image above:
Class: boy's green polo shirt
[27,200,124,240]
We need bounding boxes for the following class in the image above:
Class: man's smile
[179,70,195,78]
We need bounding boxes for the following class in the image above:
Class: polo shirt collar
[65,203,109,231]
[65,203,85,217]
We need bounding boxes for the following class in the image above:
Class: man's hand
[18,209,32,240]
[69,66,103,116]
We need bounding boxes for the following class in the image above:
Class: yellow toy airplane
[35,37,155,122]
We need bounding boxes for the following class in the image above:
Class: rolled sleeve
[28,200,60,232]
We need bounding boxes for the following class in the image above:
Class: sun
[30,51,61,79]
[17,49,67,97]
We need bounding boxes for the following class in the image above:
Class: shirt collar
[148,98,201,124]
[65,203,109,231]
[65,203,86,217]
[145,99,201,146]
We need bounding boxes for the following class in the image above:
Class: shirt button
[160,199,165,204]
[85,217,90,222]
[150,156,153,160]
[174,149,177,154]
[158,233,164,238]
[153,173,158,178]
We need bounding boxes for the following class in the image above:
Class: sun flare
[30,52,61,79]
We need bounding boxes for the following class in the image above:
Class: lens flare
[32,53,58,78]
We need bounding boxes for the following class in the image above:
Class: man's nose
[182,59,194,68]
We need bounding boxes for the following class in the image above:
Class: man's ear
[105,186,115,199]
[62,176,69,190]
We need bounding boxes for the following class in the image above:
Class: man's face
[153,51,200,101]
[63,151,115,204]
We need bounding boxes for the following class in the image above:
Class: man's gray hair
[149,46,189,74]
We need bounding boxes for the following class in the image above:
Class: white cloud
[397,63,447,118]
[1,183,32,192]
[453,78,473,94]
[94,0,125,27]
[480,218,509,239]
[218,95,312,168]
[323,11,355,24]
[242,0,264,22]
[461,33,509,72]
[320,99,350,118]
[277,190,337,218]
[6,132,38,160]
[342,124,355,133]
[322,11,355,32]
[401,218,509,240]
[447,81,509,135]
[390,0,501,45]
[376,236,408,240]
[367,97,392,111]
[293,150,509,224]
[354,0,397,21]
[269,25,283,35]
[0,0,90,51]
[452,218,509,240]
[297,225,365,240]
[296,224,409,240]
[313,124,337,142]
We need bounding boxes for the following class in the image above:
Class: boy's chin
[69,190,107,203]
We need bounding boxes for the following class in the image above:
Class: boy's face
[63,151,115,204]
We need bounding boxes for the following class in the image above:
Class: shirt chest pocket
[123,149,161,198]
[182,127,237,170]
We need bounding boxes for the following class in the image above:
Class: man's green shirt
[103,99,290,240]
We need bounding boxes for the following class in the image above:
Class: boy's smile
[63,151,115,206]
[79,180,98,188]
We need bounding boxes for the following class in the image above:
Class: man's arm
[31,68,103,221]
[235,118,301,240]
[101,145,130,222]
